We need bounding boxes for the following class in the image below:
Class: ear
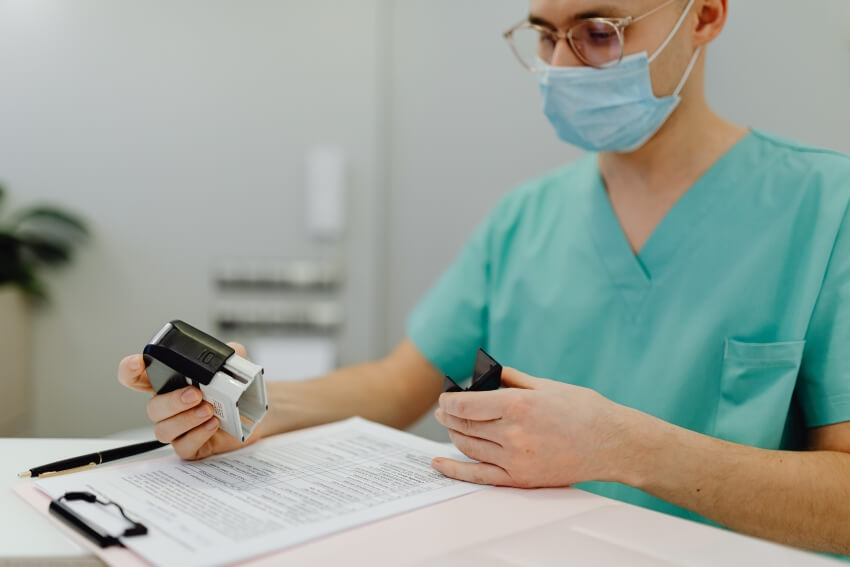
[692,0,727,47]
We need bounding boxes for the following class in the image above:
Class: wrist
[607,405,672,488]
[256,381,297,438]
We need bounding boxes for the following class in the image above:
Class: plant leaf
[0,199,86,302]
[15,268,48,300]
[18,236,72,265]
[0,243,46,299]
[0,233,22,276]
[11,206,90,238]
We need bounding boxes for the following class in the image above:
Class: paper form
[35,418,486,567]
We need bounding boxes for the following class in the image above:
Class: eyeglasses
[504,0,681,71]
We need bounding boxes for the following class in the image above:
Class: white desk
[2,438,172,566]
[4,438,845,566]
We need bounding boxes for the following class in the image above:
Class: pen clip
[21,439,166,479]
[39,462,98,478]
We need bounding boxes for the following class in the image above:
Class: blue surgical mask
[538,0,700,153]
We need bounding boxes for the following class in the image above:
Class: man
[119,0,850,555]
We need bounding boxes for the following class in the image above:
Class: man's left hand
[432,367,647,488]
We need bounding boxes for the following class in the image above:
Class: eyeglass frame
[503,0,682,71]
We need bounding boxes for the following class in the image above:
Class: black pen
[17,440,168,479]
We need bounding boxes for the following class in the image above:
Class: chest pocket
[715,339,806,448]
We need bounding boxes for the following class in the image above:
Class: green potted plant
[0,183,89,434]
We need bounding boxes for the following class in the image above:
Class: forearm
[260,341,443,437]
[621,411,850,555]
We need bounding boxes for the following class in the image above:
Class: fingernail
[195,404,211,417]
[128,356,140,371]
[182,388,200,404]
[205,418,219,430]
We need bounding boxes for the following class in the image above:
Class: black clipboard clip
[49,491,148,548]
[443,349,502,393]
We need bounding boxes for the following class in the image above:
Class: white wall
[0,0,387,436]
[705,1,850,151]
[1,0,848,440]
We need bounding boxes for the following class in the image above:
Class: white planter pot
[0,286,30,436]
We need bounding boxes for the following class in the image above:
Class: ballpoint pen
[17,439,168,479]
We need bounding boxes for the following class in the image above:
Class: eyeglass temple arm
[506,19,562,38]
[631,0,680,24]
[508,0,679,35]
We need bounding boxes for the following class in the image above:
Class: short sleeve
[406,214,492,382]
[799,173,850,427]
[404,162,579,382]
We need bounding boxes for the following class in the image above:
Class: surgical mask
[538,0,700,153]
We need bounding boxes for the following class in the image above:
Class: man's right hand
[119,337,445,460]
[117,342,266,460]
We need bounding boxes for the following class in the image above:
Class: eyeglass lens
[511,20,623,69]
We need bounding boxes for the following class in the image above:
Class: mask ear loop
[648,0,697,64]
[672,46,702,96]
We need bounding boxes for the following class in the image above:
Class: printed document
[35,418,486,567]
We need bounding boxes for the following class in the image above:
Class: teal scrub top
[407,129,850,524]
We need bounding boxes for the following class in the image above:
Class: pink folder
[16,480,842,566]
[14,479,611,566]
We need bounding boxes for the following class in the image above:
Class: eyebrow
[528,14,558,30]
[528,4,627,28]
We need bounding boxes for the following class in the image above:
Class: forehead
[528,0,650,23]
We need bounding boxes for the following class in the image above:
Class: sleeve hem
[803,394,850,428]
[406,316,447,377]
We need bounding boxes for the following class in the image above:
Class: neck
[597,73,749,193]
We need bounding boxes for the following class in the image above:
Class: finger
[439,390,507,421]
[227,342,247,358]
[146,386,203,422]
[118,354,153,393]
[499,367,544,390]
[434,408,502,442]
[171,417,220,460]
[448,429,503,464]
[152,401,216,443]
[431,458,515,486]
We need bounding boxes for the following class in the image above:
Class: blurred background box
[0,287,30,436]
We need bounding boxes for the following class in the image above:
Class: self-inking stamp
[143,320,268,442]
[443,349,502,393]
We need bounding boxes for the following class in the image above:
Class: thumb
[500,367,547,390]
[227,341,248,358]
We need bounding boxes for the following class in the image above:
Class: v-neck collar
[588,131,755,317]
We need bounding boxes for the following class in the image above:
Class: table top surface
[3,437,845,566]
[2,437,172,561]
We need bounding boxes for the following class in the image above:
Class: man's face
[528,0,696,97]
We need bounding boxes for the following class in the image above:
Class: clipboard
[15,480,839,567]
[48,491,148,548]
[14,482,149,566]
[15,477,613,567]
[12,418,496,567]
